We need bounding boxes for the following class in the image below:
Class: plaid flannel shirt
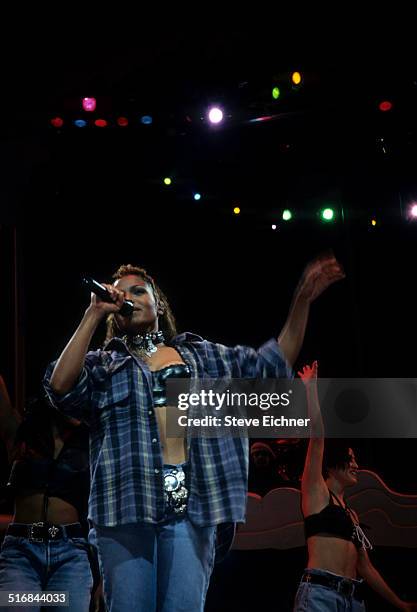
[44,333,291,527]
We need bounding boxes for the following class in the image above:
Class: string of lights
[46,71,416,228]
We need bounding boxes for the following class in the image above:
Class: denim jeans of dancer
[0,532,93,612]
[294,568,366,612]
[90,516,217,612]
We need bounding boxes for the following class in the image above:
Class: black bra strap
[328,489,344,508]
[329,489,355,520]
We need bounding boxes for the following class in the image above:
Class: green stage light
[272,86,280,100]
[321,208,335,222]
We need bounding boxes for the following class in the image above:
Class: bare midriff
[13,493,79,524]
[146,346,188,465]
[306,535,358,579]
[153,407,187,465]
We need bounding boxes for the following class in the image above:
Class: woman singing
[44,256,344,612]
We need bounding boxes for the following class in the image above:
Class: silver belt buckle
[29,521,45,543]
[163,467,188,515]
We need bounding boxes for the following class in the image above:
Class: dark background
[1,24,416,610]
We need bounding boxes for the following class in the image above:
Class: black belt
[6,522,85,542]
[302,572,364,602]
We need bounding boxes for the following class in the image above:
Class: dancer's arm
[357,548,417,611]
[299,362,327,516]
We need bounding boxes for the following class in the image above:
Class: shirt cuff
[258,338,293,379]
[43,368,89,418]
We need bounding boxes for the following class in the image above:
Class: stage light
[233,207,241,215]
[282,209,292,221]
[272,224,277,230]
[163,177,172,186]
[94,119,108,127]
[291,71,302,85]
[208,107,223,124]
[193,193,201,201]
[141,115,153,125]
[272,86,280,100]
[82,97,97,112]
[379,100,393,112]
[50,117,64,128]
[410,204,417,219]
[117,117,129,127]
[74,119,87,128]
[321,208,335,222]
[371,218,377,227]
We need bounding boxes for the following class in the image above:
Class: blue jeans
[0,528,93,612]
[90,516,217,612]
[294,569,366,611]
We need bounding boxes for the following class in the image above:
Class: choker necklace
[123,331,165,358]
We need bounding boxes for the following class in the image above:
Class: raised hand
[88,283,126,318]
[295,251,345,305]
[297,361,318,385]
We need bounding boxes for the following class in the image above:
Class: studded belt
[6,522,84,542]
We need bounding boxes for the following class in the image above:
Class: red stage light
[379,100,393,112]
[94,119,108,127]
[50,117,64,128]
[116,117,129,127]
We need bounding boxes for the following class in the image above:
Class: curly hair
[104,264,177,344]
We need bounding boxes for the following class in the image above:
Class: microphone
[82,277,134,316]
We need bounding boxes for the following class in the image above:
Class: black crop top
[152,363,191,407]
[6,421,90,518]
[304,490,371,550]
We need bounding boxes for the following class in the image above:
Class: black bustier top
[151,363,191,407]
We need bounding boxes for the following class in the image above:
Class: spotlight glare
[74,119,87,128]
[282,209,292,221]
[208,107,223,124]
[271,224,277,230]
[163,177,172,186]
[371,218,377,226]
[193,193,201,201]
[249,115,274,123]
[410,204,417,218]
[141,115,153,125]
[82,97,97,112]
[233,207,240,215]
